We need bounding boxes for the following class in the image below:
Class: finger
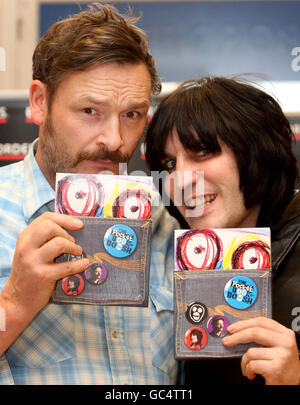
[50,257,90,281]
[36,212,84,231]
[39,237,84,263]
[242,347,276,363]
[242,358,270,381]
[227,317,288,335]
[23,216,83,248]
[241,347,272,378]
[243,347,300,385]
[223,327,281,347]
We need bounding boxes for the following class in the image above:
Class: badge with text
[104,224,137,258]
[174,228,272,359]
[52,217,152,307]
[224,276,258,310]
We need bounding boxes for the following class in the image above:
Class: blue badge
[104,224,137,258]
[224,276,257,310]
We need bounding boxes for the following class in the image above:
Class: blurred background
[0,0,299,174]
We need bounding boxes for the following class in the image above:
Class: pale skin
[163,128,300,385]
[223,317,300,385]
[0,62,152,355]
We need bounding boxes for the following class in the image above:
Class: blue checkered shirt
[0,140,178,384]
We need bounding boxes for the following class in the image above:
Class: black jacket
[184,192,300,385]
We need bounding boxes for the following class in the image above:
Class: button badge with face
[185,302,207,324]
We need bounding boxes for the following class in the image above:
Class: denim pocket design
[173,228,272,359]
[51,217,152,306]
[174,269,272,358]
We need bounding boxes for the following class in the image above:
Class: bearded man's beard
[39,114,131,185]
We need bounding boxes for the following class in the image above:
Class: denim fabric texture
[174,268,272,359]
[52,217,152,306]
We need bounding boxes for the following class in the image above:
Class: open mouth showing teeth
[186,194,217,209]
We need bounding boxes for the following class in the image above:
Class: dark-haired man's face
[35,62,151,189]
[162,128,261,229]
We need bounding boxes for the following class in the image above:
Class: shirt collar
[22,138,55,223]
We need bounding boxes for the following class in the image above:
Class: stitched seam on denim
[52,218,151,305]
[174,269,271,358]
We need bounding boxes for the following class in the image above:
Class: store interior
[0,0,299,173]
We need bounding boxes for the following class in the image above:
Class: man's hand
[223,317,300,385]
[2,212,89,318]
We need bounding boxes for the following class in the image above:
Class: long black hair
[145,76,298,227]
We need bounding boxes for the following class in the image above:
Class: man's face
[35,62,152,188]
[215,319,224,332]
[162,128,260,229]
[95,267,102,278]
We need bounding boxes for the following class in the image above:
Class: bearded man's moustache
[77,150,130,163]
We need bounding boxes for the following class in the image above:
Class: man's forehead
[54,62,151,104]
[76,93,150,108]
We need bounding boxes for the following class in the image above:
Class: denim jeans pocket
[174,268,272,359]
[51,217,152,306]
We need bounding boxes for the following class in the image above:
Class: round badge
[224,276,257,310]
[184,327,207,350]
[207,315,230,338]
[61,274,84,296]
[85,261,108,285]
[104,224,137,258]
[185,302,207,324]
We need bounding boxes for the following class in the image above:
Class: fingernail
[222,337,230,345]
[227,324,234,333]
[82,258,90,268]
[73,218,83,226]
